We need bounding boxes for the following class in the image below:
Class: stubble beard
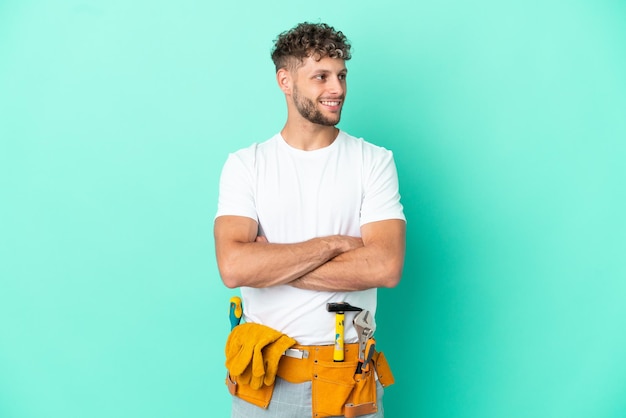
[293,86,342,127]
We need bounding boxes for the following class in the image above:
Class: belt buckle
[283,348,309,359]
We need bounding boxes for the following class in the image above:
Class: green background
[1,0,625,417]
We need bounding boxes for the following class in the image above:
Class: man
[215,22,406,417]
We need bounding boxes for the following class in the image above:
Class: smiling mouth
[320,100,341,106]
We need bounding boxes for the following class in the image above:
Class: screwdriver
[229,296,243,330]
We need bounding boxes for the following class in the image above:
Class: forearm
[214,216,404,290]
[216,233,363,288]
[290,219,406,291]
[290,245,404,291]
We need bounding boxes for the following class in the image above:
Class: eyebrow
[312,68,348,75]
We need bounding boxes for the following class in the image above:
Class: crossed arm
[214,215,406,291]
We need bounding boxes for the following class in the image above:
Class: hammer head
[326,302,363,313]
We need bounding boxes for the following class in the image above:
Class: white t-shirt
[216,131,405,345]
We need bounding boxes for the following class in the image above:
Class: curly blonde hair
[271,22,352,72]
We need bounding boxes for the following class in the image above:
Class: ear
[276,68,292,94]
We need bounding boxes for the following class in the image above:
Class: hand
[331,235,364,254]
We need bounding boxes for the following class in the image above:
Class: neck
[281,119,339,151]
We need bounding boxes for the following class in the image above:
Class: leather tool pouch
[313,352,394,418]
[312,359,358,417]
[226,373,275,409]
[373,351,395,388]
[344,351,395,417]
[312,350,395,418]
[226,344,395,415]
[344,368,377,417]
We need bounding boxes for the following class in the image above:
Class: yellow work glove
[225,323,295,389]
[262,334,296,387]
[237,339,268,390]
[238,334,297,389]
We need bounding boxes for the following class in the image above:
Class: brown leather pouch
[311,348,394,417]
[311,359,358,417]
[373,351,395,387]
[226,373,275,409]
[344,350,395,417]
[344,368,377,418]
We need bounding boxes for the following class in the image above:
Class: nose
[328,75,345,96]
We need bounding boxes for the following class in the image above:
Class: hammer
[326,302,363,362]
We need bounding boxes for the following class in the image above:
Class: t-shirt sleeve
[360,147,406,226]
[215,148,258,222]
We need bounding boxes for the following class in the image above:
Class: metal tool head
[353,310,375,334]
[326,302,363,313]
[353,310,375,356]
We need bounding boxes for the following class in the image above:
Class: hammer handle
[333,312,345,361]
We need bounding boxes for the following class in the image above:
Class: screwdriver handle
[355,339,376,374]
[229,296,243,330]
[362,339,376,373]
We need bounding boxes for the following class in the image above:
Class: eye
[315,74,326,81]
[338,73,347,80]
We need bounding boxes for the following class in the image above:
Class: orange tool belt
[226,342,395,417]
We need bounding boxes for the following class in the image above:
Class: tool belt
[226,339,395,417]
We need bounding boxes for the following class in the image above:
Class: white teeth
[321,101,340,106]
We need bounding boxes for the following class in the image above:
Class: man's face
[290,56,347,127]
